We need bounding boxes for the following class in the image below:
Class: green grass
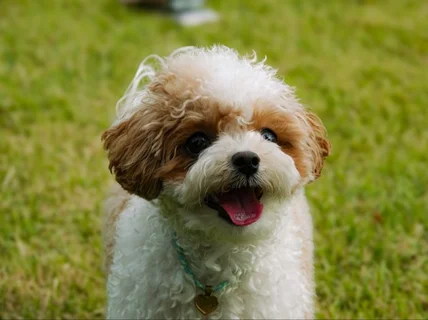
[1,0,427,318]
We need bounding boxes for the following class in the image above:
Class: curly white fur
[104,46,328,319]
[107,190,314,319]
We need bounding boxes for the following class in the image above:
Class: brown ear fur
[303,111,331,179]
[101,111,164,200]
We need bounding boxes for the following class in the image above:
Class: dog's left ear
[302,111,331,180]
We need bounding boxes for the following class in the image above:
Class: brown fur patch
[252,105,330,181]
[102,112,164,200]
[102,73,245,197]
[302,111,331,179]
[251,106,311,178]
[156,100,244,181]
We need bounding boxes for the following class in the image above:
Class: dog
[102,46,331,319]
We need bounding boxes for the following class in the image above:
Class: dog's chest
[107,200,310,319]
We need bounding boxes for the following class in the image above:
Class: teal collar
[172,233,229,293]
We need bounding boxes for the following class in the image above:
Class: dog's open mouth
[204,187,263,226]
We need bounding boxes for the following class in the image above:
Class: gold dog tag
[194,286,218,315]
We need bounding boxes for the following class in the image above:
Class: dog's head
[102,46,330,239]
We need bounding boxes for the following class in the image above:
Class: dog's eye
[260,128,277,143]
[185,132,211,156]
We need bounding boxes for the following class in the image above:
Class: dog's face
[102,47,330,239]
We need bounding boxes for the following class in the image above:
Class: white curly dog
[102,46,331,319]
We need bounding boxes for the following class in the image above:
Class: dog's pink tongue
[217,188,263,226]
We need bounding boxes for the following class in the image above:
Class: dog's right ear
[302,111,331,180]
[101,110,163,200]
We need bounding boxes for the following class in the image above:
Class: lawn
[1,0,427,318]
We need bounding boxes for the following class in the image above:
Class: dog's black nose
[232,151,260,176]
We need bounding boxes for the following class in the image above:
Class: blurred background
[0,0,427,318]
